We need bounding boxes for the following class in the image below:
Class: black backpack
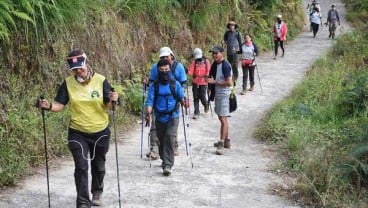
[153,79,180,115]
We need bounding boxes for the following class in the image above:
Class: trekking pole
[186,85,191,115]
[140,83,146,158]
[35,96,51,208]
[255,63,263,93]
[206,88,213,117]
[111,88,122,208]
[145,120,152,168]
[181,105,194,168]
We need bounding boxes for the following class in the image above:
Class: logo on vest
[91,90,100,98]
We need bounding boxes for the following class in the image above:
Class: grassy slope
[255,0,368,207]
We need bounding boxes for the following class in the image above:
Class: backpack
[193,57,208,79]
[152,79,180,116]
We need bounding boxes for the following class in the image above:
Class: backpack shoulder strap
[169,79,179,102]
[171,61,178,77]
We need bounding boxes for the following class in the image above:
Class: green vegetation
[0,0,304,188]
[255,0,368,207]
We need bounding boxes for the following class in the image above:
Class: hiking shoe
[273,56,277,60]
[281,52,284,58]
[78,205,89,208]
[204,104,209,113]
[146,150,159,160]
[193,114,199,119]
[224,139,231,149]
[216,141,224,155]
[240,90,247,95]
[92,193,102,206]
[163,166,171,176]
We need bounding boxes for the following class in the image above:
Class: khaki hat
[226,21,238,29]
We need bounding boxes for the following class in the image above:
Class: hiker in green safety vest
[37,49,119,208]
[187,48,211,119]
[145,58,188,176]
[223,20,242,87]
[143,47,187,160]
[206,46,233,155]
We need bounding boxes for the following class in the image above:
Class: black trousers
[227,54,239,85]
[156,118,179,168]
[274,38,285,56]
[68,128,110,207]
[192,84,207,115]
[242,65,255,90]
[311,22,320,37]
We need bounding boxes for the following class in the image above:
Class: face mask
[158,71,170,83]
[277,19,282,24]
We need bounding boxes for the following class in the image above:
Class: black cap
[209,46,224,53]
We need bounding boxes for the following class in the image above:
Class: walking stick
[181,105,194,168]
[255,63,263,93]
[140,83,146,158]
[206,88,213,117]
[111,88,122,208]
[36,96,51,208]
[145,120,152,168]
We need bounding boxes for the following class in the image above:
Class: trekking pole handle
[34,95,45,108]
[111,87,116,111]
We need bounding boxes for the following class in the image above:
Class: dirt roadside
[0,1,351,207]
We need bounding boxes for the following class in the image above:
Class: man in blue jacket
[145,47,187,160]
[145,59,187,176]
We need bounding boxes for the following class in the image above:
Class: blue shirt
[149,61,187,85]
[146,81,184,123]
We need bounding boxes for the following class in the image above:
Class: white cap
[193,48,203,59]
[277,14,282,19]
[159,47,175,59]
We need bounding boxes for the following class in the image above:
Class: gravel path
[0,1,351,207]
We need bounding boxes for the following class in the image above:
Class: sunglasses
[160,56,169,60]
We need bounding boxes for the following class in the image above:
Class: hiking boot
[92,193,102,206]
[224,139,231,149]
[204,104,209,113]
[193,114,199,119]
[78,205,89,208]
[146,150,159,160]
[163,166,171,176]
[215,141,224,155]
[329,33,331,38]
[281,52,284,58]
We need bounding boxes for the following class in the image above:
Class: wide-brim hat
[226,21,238,29]
[67,53,87,70]
[159,46,175,59]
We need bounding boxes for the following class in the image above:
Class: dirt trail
[0,1,351,207]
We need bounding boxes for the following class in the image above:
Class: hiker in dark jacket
[145,59,187,176]
[187,48,211,119]
[206,46,233,155]
[143,47,187,160]
[223,20,242,86]
[238,34,259,95]
[325,4,340,39]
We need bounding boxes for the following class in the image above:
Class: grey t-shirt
[225,31,241,55]
[215,63,231,96]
